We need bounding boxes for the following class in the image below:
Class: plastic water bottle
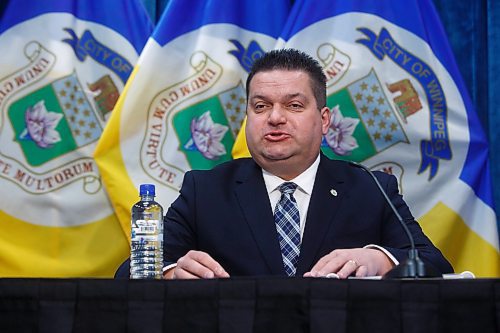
[130,184,164,279]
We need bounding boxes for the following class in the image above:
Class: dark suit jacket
[153,154,452,277]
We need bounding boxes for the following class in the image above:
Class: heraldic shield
[8,73,103,167]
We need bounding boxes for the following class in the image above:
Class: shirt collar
[262,154,320,195]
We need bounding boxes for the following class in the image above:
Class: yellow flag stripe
[0,210,128,277]
[231,117,251,158]
[419,201,500,277]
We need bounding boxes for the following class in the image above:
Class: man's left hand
[303,248,393,279]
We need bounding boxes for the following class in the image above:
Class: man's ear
[320,106,330,134]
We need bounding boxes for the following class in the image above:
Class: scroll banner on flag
[0,1,153,277]
[233,0,499,276]
[94,0,291,241]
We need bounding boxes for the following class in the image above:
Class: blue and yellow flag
[94,0,291,241]
[0,1,153,277]
[234,0,499,276]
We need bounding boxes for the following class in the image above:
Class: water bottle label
[134,219,159,234]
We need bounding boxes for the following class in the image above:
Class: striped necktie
[274,182,301,276]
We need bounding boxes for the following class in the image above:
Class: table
[0,277,498,332]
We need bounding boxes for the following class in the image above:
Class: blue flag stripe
[152,0,290,46]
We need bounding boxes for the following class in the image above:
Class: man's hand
[303,248,393,279]
[164,250,230,279]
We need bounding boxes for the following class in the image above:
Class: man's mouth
[264,131,290,142]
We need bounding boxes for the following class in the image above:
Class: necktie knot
[279,182,298,195]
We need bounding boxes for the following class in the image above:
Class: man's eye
[254,104,267,111]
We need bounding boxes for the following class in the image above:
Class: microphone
[348,161,440,278]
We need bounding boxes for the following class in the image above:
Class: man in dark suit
[160,48,453,279]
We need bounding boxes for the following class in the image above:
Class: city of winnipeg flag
[0,1,152,277]
[94,0,291,239]
[233,0,500,276]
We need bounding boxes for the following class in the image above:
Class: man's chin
[263,153,293,162]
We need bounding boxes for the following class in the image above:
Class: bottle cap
[139,184,155,196]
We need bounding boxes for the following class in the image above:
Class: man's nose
[268,105,286,124]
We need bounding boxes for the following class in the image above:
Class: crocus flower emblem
[19,100,63,148]
[324,105,359,155]
[187,111,228,160]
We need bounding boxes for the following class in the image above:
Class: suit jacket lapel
[234,160,285,275]
[296,155,347,275]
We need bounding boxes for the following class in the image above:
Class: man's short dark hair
[246,49,327,109]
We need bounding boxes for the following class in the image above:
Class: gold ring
[348,259,358,267]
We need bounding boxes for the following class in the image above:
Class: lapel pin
[330,189,337,197]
